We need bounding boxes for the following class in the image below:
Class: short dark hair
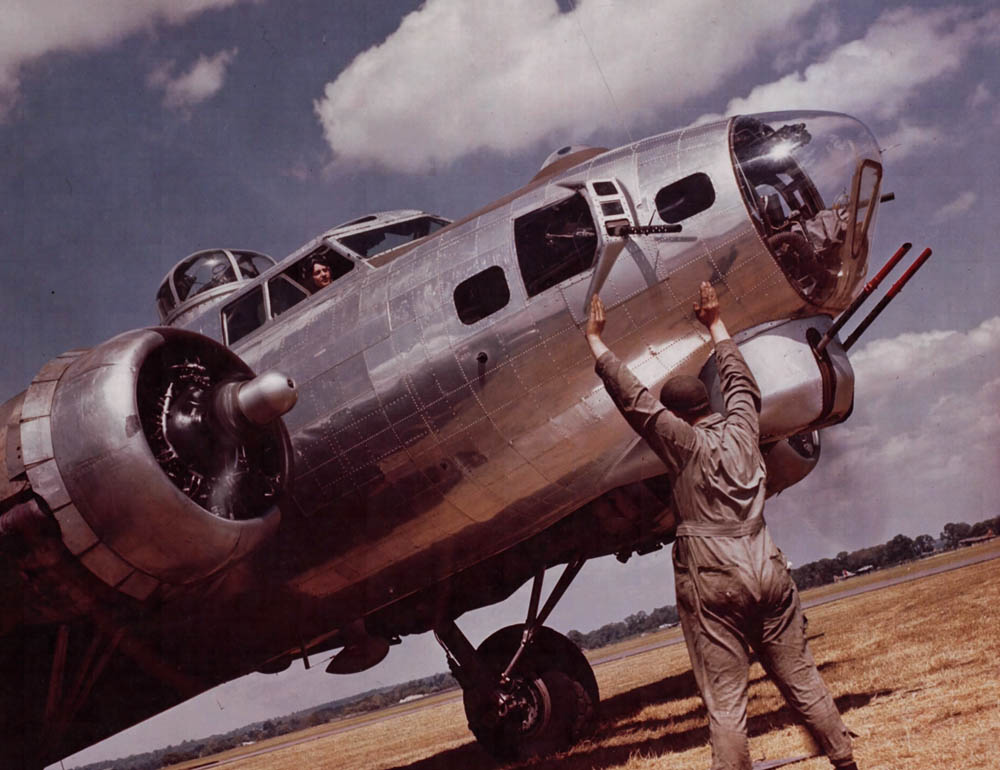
[659,375,710,418]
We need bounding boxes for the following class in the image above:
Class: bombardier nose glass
[732,112,882,308]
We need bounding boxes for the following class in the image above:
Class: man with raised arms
[585,282,857,770]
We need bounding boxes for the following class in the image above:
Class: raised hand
[586,293,606,340]
[693,281,720,329]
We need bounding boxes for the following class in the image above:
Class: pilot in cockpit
[308,259,333,293]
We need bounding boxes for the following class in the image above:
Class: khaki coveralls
[596,341,853,770]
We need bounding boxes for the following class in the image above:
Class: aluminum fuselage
[169,114,873,656]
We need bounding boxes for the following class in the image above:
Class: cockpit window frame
[846,159,882,261]
[221,284,267,346]
[220,241,359,347]
[334,215,450,265]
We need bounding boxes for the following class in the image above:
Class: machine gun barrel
[816,242,911,354]
[843,247,933,352]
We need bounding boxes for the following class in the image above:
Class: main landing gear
[434,558,598,760]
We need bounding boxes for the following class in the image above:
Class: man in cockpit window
[309,260,333,292]
[585,282,858,770]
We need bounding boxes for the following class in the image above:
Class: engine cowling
[700,316,855,442]
[763,431,821,497]
[10,327,294,601]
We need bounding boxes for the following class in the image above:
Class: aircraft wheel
[463,624,597,760]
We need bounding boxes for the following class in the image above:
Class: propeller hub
[236,371,298,425]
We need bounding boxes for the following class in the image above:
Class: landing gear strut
[434,558,598,760]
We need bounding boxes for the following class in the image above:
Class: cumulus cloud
[878,121,945,161]
[772,8,841,73]
[147,48,238,113]
[0,0,250,119]
[697,5,1000,125]
[930,190,977,224]
[968,81,992,109]
[850,315,1000,401]
[768,316,1000,558]
[314,0,822,172]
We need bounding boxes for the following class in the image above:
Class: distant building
[398,694,426,704]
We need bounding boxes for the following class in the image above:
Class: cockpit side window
[223,286,265,345]
[338,216,448,259]
[268,275,310,318]
[514,193,598,297]
[267,245,355,318]
[222,245,357,345]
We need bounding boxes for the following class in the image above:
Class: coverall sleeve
[715,339,762,442]
[595,351,695,476]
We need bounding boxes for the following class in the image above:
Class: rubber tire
[463,624,598,760]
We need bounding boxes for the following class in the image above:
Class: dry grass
[174,546,1000,770]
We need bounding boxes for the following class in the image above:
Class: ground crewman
[585,282,857,770]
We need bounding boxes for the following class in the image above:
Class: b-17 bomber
[0,111,930,768]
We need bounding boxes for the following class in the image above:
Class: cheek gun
[842,246,933,351]
[813,242,933,354]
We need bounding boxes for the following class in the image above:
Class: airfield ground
[167,540,1000,770]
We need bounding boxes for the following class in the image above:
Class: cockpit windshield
[336,216,448,259]
[732,112,882,309]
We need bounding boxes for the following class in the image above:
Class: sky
[0,0,995,765]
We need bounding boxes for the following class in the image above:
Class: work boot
[831,762,858,770]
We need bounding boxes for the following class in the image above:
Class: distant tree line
[567,603,680,650]
[71,671,457,770]
[790,513,999,590]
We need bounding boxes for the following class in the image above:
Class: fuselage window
[223,286,265,345]
[454,266,510,325]
[514,193,598,297]
[654,173,716,224]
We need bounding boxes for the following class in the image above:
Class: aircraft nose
[731,111,883,310]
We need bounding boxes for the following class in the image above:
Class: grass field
[168,542,1000,770]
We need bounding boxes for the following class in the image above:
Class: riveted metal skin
[0,392,29,504]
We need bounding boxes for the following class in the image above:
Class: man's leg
[756,583,854,767]
[677,573,754,770]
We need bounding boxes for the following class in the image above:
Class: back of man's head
[659,375,711,421]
